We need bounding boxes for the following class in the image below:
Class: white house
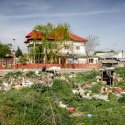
[24,31,90,64]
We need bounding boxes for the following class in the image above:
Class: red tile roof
[24,31,87,43]
[69,33,87,42]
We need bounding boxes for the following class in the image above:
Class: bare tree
[84,35,99,63]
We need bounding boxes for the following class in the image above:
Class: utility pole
[13,39,16,70]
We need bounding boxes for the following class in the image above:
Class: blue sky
[0,0,125,52]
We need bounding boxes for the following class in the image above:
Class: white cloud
[0,8,124,21]
[14,1,51,11]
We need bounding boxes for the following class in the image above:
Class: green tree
[15,46,23,57]
[31,22,70,64]
[0,42,11,58]
[19,55,28,65]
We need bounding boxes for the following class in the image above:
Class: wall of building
[66,57,98,64]
[61,41,86,55]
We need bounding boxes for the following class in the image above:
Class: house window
[89,59,94,63]
[76,46,80,50]
[64,45,69,49]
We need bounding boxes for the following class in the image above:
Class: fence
[0,58,13,69]
[0,63,100,69]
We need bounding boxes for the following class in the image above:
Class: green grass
[0,69,125,125]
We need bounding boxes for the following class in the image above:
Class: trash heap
[0,67,125,125]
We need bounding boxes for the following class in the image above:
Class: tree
[84,35,99,63]
[19,55,28,65]
[15,46,23,57]
[31,22,70,64]
[0,42,11,58]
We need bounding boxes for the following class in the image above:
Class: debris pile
[0,67,125,124]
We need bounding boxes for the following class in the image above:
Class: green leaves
[0,42,11,58]
[15,46,22,57]
[31,22,70,63]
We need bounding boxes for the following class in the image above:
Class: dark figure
[42,66,46,72]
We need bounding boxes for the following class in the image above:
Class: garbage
[69,107,75,113]
[58,101,68,109]
[86,114,93,118]
[78,85,85,97]
[92,94,109,101]
[72,89,79,94]
[82,95,92,99]
[112,87,125,93]
[47,66,61,73]
[35,71,40,77]
[69,74,76,78]
[100,86,108,94]
[96,76,101,82]
[1,82,12,91]
[92,82,97,85]
[21,77,34,87]
[117,78,123,82]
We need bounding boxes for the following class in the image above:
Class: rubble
[0,68,125,124]
[0,68,124,103]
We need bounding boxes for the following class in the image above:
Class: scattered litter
[1,82,12,91]
[72,89,79,94]
[22,78,34,87]
[82,94,92,99]
[47,66,61,73]
[58,101,68,109]
[92,94,109,101]
[112,87,125,93]
[35,71,40,77]
[69,107,75,113]
[86,114,93,118]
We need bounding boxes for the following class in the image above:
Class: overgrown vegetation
[0,42,11,58]
[0,69,125,125]
[74,70,99,83]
